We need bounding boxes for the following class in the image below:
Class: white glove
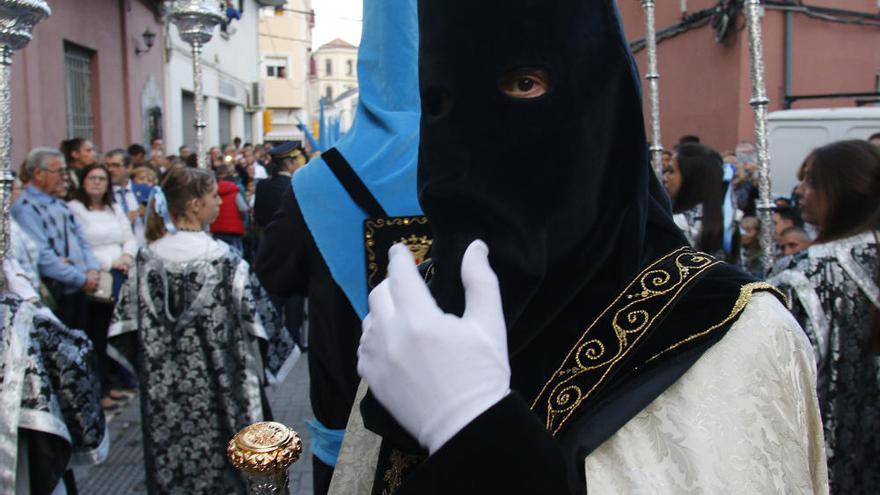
[358,240,511,454]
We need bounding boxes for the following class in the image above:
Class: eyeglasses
[85,175,109,183]
[44,167,67,175]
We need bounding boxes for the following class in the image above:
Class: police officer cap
[268,142,303,160]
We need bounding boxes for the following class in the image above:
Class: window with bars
[64,43,95,141]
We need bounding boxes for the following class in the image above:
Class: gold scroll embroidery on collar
[530,247,720,436]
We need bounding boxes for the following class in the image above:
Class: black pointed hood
[417,0,685,359]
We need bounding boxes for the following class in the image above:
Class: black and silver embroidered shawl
[770,230,880,494]
[109,245,297,495]
[0,294,107,494]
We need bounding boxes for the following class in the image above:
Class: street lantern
[166,0,224,169]
[0,0,51,291]
[640,0,664,179]
[743,0,775,273]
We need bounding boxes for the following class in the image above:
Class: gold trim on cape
[530,247,720,436]
[645,281,786,364]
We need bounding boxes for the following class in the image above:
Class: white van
[767,107,880,197]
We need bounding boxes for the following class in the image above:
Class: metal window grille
[64,44,94,141]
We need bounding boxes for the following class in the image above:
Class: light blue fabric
[304,418,345,467]
[146,186,177,235]
[722,162,736,254]
[292,0,422,318]
[297,120,321,153]
[318,99,328,151]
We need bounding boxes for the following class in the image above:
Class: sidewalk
[75,356,315,494]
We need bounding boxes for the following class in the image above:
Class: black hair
[128,144,146,157]
[673,143,725,255]
[772,205,802,228]
[70,164,114,209]
[60,138,87,165]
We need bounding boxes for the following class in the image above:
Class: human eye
[498,69,550,99]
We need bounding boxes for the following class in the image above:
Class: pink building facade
[617,0,880,152]
[10,0,165,167]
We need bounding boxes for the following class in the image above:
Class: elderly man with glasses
[12,147,99,329]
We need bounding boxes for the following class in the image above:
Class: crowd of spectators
[660,133,839,271]
[8,135,306,412]
[662,133,880,492]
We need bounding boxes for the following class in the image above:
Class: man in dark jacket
[255,143,307,350]
[253,143,306,230]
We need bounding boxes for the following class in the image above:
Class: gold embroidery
[381,449,423,494]
[530,247,721,436]
[645,282,787,364]
[399,234,432,264]
[365,216,430,288]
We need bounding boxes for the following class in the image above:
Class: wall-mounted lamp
[135,28,157,55]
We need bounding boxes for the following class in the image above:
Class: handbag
[87,269,126,304]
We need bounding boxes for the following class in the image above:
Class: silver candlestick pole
[641,0,664,178]
[166,0,223,169]
[744,0,775,273]
[0,0,51,292]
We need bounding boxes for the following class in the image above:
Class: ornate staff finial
[166,0,223,169]
[0,0,51,292]
[228,421,303,494]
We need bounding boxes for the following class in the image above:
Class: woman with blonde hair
[109,166,298,494]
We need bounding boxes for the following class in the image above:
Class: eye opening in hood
[497,67,552,101]
[422,85,453,118]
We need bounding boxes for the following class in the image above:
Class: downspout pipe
[783,10,793,109]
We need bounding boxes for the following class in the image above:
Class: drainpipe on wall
[783,10,793,109]
[120,0,133,145]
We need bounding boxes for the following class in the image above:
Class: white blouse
[148,231,227,263]
[68,200,137,271]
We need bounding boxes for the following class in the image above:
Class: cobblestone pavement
[75,355,315,494]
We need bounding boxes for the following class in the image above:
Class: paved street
[75,356,315,494]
